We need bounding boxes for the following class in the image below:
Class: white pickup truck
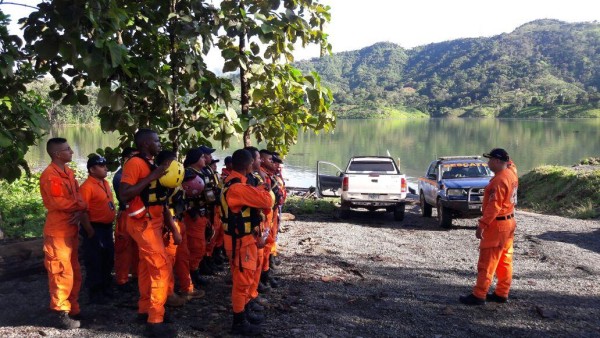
[316,156,408,221]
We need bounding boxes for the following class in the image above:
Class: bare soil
[1,203,599,337]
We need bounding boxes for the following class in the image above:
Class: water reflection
[28,119,600,187]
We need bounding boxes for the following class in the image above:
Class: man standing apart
[221,149,274,335]
[120,129,182,337]
[460,148,518,305]
[39,138,93,329]
[80,155,117,304]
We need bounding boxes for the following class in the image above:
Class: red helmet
[182,175,205,197]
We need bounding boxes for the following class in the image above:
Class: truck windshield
[348,161,396,172]
[440,163,491,179]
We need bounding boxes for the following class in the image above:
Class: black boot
[247,299,265,312]
[264,269,280,289]
[231,311,261,336]
[259,271,271,293]
[459,293,486,306]
[50,310,80,330]
[244,303,265,324]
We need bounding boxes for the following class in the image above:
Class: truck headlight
[447,189,464,196]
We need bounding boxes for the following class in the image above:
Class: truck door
[424,161,439,204]
[316,161,343,197]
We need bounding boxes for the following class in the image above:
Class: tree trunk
[239,10,251,148]
[169,0,181,153]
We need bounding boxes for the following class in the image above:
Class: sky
[2,0,600,69]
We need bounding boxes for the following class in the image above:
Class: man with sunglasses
[80,154,117,304]
[39,138,93,329]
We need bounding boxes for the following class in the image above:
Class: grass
[282,196,337,215]
[0,174,46,238]
[518,164,600,219]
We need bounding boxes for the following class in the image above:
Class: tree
[17,0,334,165]
[0,9,48,182]
[19,0,236,166]
[217,0,334,153]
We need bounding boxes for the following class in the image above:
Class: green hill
[296,20,600,118]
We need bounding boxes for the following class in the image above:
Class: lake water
[27,119,600,187]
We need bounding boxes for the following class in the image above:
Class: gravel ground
[0,203,599,337]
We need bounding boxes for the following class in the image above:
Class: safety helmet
[182,174,205,197]
[159,160,184,188]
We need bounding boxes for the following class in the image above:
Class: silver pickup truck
[316,156,408,221]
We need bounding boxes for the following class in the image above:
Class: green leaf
[260,23,274,34]
[0,131,12,147]
[97,87,111,107]
[110,92,126,111]
[108,42,124,68]
[252,88,264,102]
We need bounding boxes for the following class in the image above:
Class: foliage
[580,157,600,165]
[0,9,49,182]
[217,0,335,154]
[27,79,100,125]
[0,173,45,238]
[296,20,600,118]
[518,165,600,219]
[6,0,334,171]
[283,195,336,215]
[19,0,233,168]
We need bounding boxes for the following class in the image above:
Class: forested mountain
[296,20,600,118]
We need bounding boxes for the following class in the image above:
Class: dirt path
[1,204,599,337]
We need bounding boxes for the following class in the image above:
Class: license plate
[469,204,481,210]
[368,194,379,199]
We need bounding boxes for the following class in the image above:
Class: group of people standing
[39,128,286,337]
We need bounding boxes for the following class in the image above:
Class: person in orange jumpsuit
[243,146,270,312]
[221,155,233,180]
[259,149,284,289]
[157,150,204,305]
[80,155,117,304]
[221,149,274,335]
[183,148,210,287]
[201,146,226,273]
[120,129,181,337]
[270,154,287,268]
[113,147,139,292]
[460,148,518,305]
[40,137,93,329]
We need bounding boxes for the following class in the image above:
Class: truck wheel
[420,192,432,217]
[437,201,452,228]
[339,203,351,219]
[393,203,405,221]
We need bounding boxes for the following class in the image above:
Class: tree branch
[0,2,39,10]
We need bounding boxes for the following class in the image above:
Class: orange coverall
[121,157,171,324]
[222,171,274,313]
[40,162,87,315]
[473,163,518,299]
[114,210,139,285]
[183,213,207,270]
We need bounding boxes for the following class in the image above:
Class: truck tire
[420,192,432,217]
[393,203,405,221]
[339,202,351,219]
[437,200,452,228]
